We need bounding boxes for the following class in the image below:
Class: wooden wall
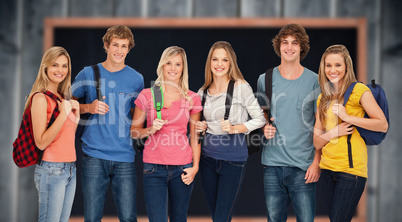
[1,0,401,222]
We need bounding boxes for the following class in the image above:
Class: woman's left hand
[181,167,198,185]
[332,103,350,121]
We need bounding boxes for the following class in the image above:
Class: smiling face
[280,35,301,63]
[210,48,230,78]
[47,55,69,85]
[325,53,346,86]
[163,54,183,84]
[104,37,130,66]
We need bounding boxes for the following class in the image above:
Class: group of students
[25,23,388,222]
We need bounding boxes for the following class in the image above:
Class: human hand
[330,122,354,138]
[221,119,234,134]
[195,121,207,134]
[70,99,80,123]
[58,99,72,116]
[150,118,166,134]
[263,118,276,139]
[305,162,321,184]
[332,103,349,121]
[181,166,198,185]
[89,96,109,114]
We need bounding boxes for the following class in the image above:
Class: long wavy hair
[318,44,357,127]
[201,41,245,90]
[154,46,191,105]
[23,46,72,113]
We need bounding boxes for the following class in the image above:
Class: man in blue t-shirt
[72,25,144,222]
[257,24,321,222]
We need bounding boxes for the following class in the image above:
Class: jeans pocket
[180,163,193,171]
[339,172,358,180]
[226,160,246,167]
[143,163,155,174]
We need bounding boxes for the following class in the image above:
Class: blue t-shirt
[72,63,144,162]
[257,67,320,171]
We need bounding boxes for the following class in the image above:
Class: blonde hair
[202,41,245,90]
[318,44,357,127]
[155,46,191,105]
[23,46,72,113]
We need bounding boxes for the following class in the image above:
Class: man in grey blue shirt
[257,24,321,222]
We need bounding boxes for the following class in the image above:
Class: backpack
[12,91,61,168]
[343,80,390,168]
[75,64,102,140]
[200,80,259,155]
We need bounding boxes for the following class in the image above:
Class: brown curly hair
[272,23,310,61]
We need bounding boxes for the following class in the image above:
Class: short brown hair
[102,25,135,50]
[272,23,310,61]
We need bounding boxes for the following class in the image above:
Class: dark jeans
[263,166,316,222]
[143,163,194,222]
[200,154,247,222]
[320,169,367,222]
[81,154,137,222]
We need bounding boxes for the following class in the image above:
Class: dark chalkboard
[54,24,358,217]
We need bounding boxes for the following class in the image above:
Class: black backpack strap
[91,64,102,100]
[343,81,358,168]
[265,68,274,124]
[198,85,210,144]
[151,84,164,119]
[224,80,235,120]
[200,85,210,122]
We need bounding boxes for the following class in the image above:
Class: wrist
[148,127,153,136]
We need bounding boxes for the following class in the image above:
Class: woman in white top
[195,41,265,221]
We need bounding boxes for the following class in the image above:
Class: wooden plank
[0,0,18,221]
[115,0,142,17]
[241,0,281,17]
[148,0,190,17]
[378,0,402,221]
[284,0,330,17]
[69,0,114,16]
[337,0,367,17]
[194,0,238,17]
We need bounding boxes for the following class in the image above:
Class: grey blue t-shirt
[257,67,320,171]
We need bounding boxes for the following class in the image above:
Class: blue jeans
[320,169,366,222]
[200,154,247,222]
[143,163,194,222]
[34,161,76,222]
[263,166,316,222]
[81,153,137,222]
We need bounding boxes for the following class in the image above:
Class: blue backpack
[343,80,389,168]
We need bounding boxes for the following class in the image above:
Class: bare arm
[333,91,388,132]
[130,106,166,139]
[31,94,69,150]
[313,109,354,150]
[182,112,201,185]
[72,96,109,115]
